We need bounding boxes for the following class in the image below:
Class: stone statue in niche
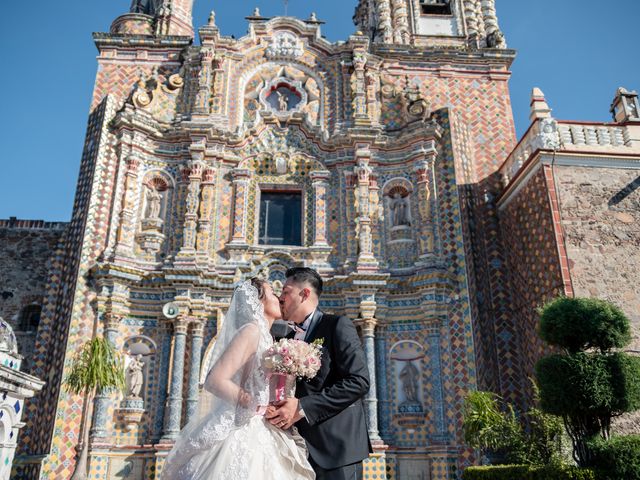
[126,354,145,399]
[390,192,411,226]
[145,186,162,219]
[399,361,420,404]
[275,154,287,174]
[277,91,288,112]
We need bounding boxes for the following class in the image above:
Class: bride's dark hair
[249,277,266,300]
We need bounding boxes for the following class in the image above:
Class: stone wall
[555,165,640,351]
[0,219,66,370]
[554,164,640,435]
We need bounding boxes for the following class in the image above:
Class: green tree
[64,337,125,480]
[535,296,640,466]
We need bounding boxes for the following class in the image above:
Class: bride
[161,278,315,479]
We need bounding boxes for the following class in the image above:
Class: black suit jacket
[292,310,372,469]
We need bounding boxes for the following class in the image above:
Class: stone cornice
[93,32,192,50]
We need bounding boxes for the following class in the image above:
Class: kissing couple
[161,267,372,479]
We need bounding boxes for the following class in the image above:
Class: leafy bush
[588,435,640,480]
[463,392,521,452]
[462,390,565,466]
[462,465,595,480]
[538,297,630,353]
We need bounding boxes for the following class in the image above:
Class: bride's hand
[238,390,252,408]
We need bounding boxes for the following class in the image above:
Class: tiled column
[90,313,120,439]
[360,297,382,443]
[161,317,189,441]
[375,326,392,441]
[185,319,205,422]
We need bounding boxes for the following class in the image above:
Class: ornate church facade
[3,1,639,479]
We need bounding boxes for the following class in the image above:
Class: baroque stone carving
[265,31,303,59]
[403,77,431,122]
[531,118,560,151]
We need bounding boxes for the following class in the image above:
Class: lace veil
[161,280,273,478]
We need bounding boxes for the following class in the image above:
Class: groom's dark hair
[285,267,323,296]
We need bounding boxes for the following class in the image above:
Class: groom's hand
[266,398,303,429]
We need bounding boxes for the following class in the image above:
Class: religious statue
[390,192,410,226]
[399,361,420,404]
[277,91,288,112]
[126,355,145,399]
[275,154,287,174]
[145,186,162,219]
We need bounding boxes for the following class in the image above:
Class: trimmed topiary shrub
[588,435,640,480]
[462,465,595,480]
[535,296,640,466]
[536,352,640,421]
[538,297,630,353]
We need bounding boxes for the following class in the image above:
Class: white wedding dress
[161,282,315,479]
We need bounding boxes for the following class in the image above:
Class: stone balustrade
[500,118,635,186]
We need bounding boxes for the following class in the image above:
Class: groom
[267,267,372,480]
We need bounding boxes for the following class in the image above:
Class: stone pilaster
[415,147,439,260]
[185,319,205,422]
[196,168,216,256]
[354,151,379,271]
[309,170,333,269]
[90,313,121,439]
[351,44,370,126]
[115,155,140,257]
[193,47,214,117]
[179,162,203,255]
[161,317,189,442]
[210,54,226,117]
[311,170,331,247]
[226,167,252,265]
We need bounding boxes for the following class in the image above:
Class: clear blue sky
[1,1,638,221]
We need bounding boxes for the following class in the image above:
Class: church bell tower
[115,0,194,37]
[354,0,506,48]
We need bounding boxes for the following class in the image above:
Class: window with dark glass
[420,0,452,15]
[258,192,302,246]
[19,304,41,331]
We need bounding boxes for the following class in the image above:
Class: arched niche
[239,63,325,131]
[389,340,424,412]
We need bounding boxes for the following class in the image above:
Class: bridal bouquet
[263,338,323,402]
